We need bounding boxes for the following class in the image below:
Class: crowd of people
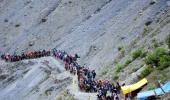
[0,48,121,100]
[1,50,51,62]
[52,49,121,100]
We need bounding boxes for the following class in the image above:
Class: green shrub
[145,52,158,66]
[140,67,153,79]
[158,55,170,70]
[145,48,167,66]
[116,64,124,73]
[125,59,132,66]
[166,34,170,49]
[132,49,145,60]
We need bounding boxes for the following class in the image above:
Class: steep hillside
[0,0,170,70]
[1,0,170,99]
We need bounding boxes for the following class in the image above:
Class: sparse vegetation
[132,49,145,60]
[140,66,153,79]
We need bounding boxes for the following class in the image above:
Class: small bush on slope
[116,64,124,73]
[124,59,132,66]
[159,55,170,70]
[132,49,145,60]
[145,48,167,67]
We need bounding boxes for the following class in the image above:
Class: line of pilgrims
[1,48,121,100]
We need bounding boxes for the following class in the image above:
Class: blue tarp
[137,81,170,100]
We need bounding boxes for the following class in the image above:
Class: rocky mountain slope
[0,57,72,100]
[1,0,170,100]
